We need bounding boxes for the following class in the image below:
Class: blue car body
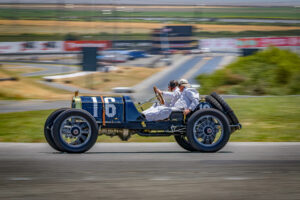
[72,95,190,134]
[73,95,142,123]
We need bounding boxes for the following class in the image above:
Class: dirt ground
[0,65,163,99]
[1,20,299,34]
[56,66,164,92]
[0,75,71,100]
[0,66,71,100]
[1,66,42,74]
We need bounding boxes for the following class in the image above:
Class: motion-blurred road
[1,62,79,77]
[0,142,300,200]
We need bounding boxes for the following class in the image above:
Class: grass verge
[0,6,299,20]
[1,19,299,36]
[1,30,300,42]
[197,47,300,95]
[0,96,299,143]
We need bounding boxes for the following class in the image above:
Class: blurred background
[0,0,299,142]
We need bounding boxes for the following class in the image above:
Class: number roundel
[200,102,211,109]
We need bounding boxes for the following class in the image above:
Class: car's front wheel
[52,109,99,153]
[44,108,69,152]
[186,108,230,152]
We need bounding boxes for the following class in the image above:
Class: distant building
[151,25,198,53]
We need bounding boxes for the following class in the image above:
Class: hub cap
[193,115,224,146]
[59,116,91,148]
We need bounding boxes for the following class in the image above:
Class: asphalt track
[0,142,300,200]
[154,56,203,90]
[0,100,70,113]
[140,54,227,93]
[0,62,79,77]
[20,63,78,77]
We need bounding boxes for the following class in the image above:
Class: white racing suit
[142,87,199,121]
[173,88,200,111]
[163,87,181,107]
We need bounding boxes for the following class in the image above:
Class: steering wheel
[153,86,165,105]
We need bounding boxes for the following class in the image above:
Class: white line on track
[181,56,212,80]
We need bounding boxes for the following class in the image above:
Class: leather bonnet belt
[100,96,106,126]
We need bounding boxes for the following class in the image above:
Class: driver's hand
[157,89,162,94]
[183,109,191,116]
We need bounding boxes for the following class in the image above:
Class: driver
[157,80,180,107]
[142,79,199,121]
[142,80,179,121]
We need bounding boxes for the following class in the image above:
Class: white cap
[178,79,190,88]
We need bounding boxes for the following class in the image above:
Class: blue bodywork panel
[123,96,143,121]
[77,95,144,124]
[80,96,124,123]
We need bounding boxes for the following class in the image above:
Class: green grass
[227,97,300,142]
[124,8,300,20]
[197,47,300,95]
[0,33,151,42]
[1,30,300,42]
[0,109,52,142]
[0,96,299,143]
[194,30,300,38]
[0,7,299,20]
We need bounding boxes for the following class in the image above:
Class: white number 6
[104,97,116,118]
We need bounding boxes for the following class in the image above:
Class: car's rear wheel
[174,135,196,152]
[44,108,69,152]
[187,109,230,152]
[52,109,99,153]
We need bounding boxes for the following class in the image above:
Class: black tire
[205,95,224,112]
[44,108,69,152]
[210,92,231,111]
[52,109,99,153]
[174,135,197,152]
[210,92,240,132]
[186,108,230,152]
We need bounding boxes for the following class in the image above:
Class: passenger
[174,79,200,116]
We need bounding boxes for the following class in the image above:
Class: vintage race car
[44,89,241,153]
